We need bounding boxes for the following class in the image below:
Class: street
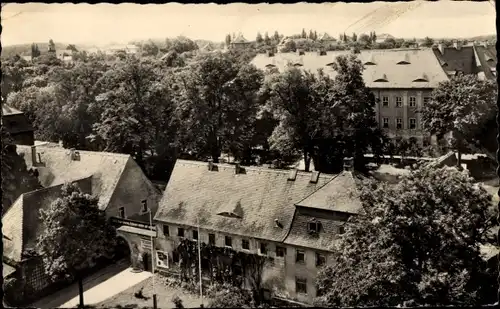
[29,260,152,308]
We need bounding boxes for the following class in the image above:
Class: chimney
[437,43,445,55]
[208,158,214,171]
[288,169,298,181]
[58,140,63,147]
[297,49,305,56]
[343,157,354,171]
[453,41,462,50]
[266,49,275,57]
[483,41,489,48]
[31,146,37,164]
[235,162,241,174]
[317,46,327,56]
[310,171,320,184]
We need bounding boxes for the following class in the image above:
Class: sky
[1,2,496,47]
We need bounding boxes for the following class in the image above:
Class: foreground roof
[16,145,131,210]
[2,105,24,116]
[3,178,92,262]
[154,160,334,242]
[251,48,449,88]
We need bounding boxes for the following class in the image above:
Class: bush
[3,277,25,305]
[207,284,253,308]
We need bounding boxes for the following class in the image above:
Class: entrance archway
[114,235,133,266]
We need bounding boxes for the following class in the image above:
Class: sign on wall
[141,239,152,250]
[156,250,169,269]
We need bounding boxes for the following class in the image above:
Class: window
[209,233,216,246]
[396,118,403,130]
[225,236,232,247]
[260,242,267,255]
[409,118,417,129]
[382,118,389,128]
[141,200,148,213]
[296,277,307,294]
[423,97,430,105]
[382,96,389,107]
[178,227,185,237]
[242,239,250,250]
[192,230,198,241]
[276,246,286,258]
[338,226,345,234]
[163,225,169,236]
[308,221,320,233]
[118,207,125,218]
[409,96,416,107]
[395,97,402,107]
[296,250,305,263]
[316,253,326,267]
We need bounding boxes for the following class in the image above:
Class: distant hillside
[1,42,90,59]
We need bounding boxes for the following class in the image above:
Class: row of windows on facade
[379,96,430,108]
[163,225,327,267]
[382,117,419,130]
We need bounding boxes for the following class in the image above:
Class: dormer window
[294,63,303,67]
[373,74,388,82]
[325,62,334,67]
[308,220,320,233]
[265,64,276,68]
[486,54,494,62]
[397,53,411,65]
[412,73,429,82]
[364,55,376,65]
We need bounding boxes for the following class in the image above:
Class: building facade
[250,48,450,143]
[117,158,364,304]
[1,105,35,146]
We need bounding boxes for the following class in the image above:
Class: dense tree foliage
[36,182,117,308]
[175,51,264,163]
[1,127,42,212]
[263,54,383,173]
[421,75,498,165]
[315,166,497,307]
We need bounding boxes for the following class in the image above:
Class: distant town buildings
[229,33,252,50]
[376,33,395,43]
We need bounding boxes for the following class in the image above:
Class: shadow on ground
[30,260,130,309]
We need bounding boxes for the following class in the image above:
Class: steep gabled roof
[233,34,249,44]
[318,32,335,41]
[295,171,364,214]
[16,145,131,211]
[2,105,24,116]
[154,160,334,242]
[251,48,449,88]
[2,177,92,262]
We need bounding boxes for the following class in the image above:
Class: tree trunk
[304,150,311,172]
[457,149,462,169]
[78,276,84,308]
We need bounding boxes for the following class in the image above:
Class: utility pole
[143,199,157,309]
[198,217,203,306]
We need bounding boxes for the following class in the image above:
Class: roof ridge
[21,175,93,199]
[175,159,335,178]
[293,172,343,207]
[25,145,132,158]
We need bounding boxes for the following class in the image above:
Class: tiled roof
[318,32,335,41]
[232,34,249,44]
[3,263,16,278]
[16,145,131,210]
[251,48,449,88]
[473,44,497,80]
[154,160,334,242]
[432,45,476,75]
[295,171,364,214]
[2,105,24,116]
[282,209,343,251]
[2,178,92,262]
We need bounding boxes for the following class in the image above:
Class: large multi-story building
[116,158,365,304]
[250,42,497,144]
